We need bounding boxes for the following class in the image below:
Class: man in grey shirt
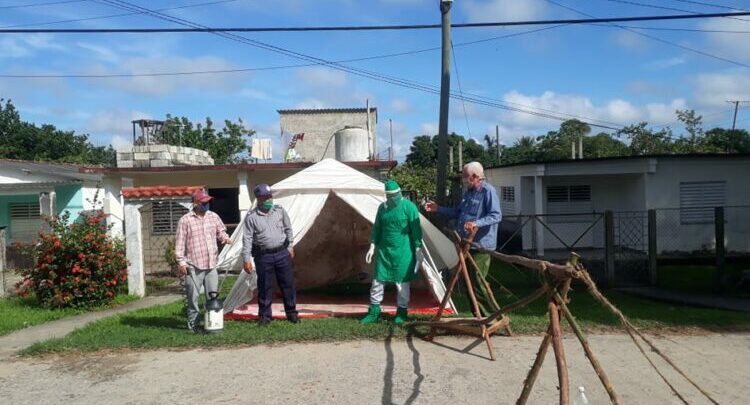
[242,183,299,326]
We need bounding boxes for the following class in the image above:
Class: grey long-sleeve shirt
[242,205,294,262]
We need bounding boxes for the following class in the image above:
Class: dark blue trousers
[256,250,298,321]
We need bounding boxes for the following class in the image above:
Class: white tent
[217,158,458,314]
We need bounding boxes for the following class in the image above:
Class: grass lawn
[21,264,750,356]
[656,263,748,295]
[0,292,138,337]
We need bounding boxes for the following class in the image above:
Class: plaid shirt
[175,210,230,270]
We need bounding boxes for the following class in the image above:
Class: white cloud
[644,56,686,70]
[694,71,750,107]
[420,122,438,135]
[700,17,750,62]
[295,67,350,88]
[83,109,152,148]
[85,55,239,96]
[389,97,413,113]
[461,0,547,22]
[612,30,649,51]
[0,34,65,59]
[76,42,119,63]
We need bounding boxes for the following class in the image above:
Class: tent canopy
[218,159,458,313]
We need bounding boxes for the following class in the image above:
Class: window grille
[152,201,188,235]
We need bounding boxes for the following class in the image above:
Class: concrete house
[485,154,750,258]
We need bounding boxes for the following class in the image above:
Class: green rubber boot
[394,307,408,325]
[360,304,381,324]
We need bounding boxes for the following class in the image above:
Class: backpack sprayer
[185,261,233,333]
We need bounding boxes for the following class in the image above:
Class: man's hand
[288,247,295,259]
[423,200,438,213]
[243,261,254,274]
[464,221,478,233]
[365,243,376,264]
[178,264,187,276]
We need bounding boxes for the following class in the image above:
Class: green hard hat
[384,180,401,195]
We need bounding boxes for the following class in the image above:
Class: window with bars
[500,186,515,215]
[10,202,40,219]
[9,202,42,242]
[151,201,189,235]
[679,181,725,224]
[546,185,593,222]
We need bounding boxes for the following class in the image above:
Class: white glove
[365,243,376,264]
[414,247,424,274]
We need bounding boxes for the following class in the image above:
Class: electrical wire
[671,0,749,12]
[602,0,750,22]
[451,40,473,139]
[0,0,84,9]
[2,10,750,32]
[1,0,244,29]
[544,0,750,69]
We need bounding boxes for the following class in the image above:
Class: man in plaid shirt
[175,189,231,332]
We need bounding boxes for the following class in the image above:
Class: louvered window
[152,201,188,235]
[500,186,515,215]
[547,185,593,222]
[9,202,42,242]
[679,181,725,224]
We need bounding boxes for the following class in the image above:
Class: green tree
[583,132,628,158]
[673,109,704,153]
[404,135,434,168]
[503,136,538,164]
[404,132,490,170]
[154,115,255,165]
[390,163,436,200]
[0,99,115,166]
[702,128,750,153]
[535,119,592,161]
[617,122,674,155]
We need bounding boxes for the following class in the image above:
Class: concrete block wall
[116,145,214,168]
[279,109,377,162]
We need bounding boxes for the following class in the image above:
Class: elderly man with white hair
[425,161,501,317]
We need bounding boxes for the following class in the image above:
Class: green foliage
[152,115,255,164]
[15,205,128,309]
[702,128,750,153]
[390,163,436,200]
[0,99,116,166]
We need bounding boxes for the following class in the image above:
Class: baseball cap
[192,189,214,204]
[254,184,273,198]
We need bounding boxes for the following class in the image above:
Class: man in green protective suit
[361,180,424,325]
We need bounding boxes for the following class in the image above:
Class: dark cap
[253,184,273,198]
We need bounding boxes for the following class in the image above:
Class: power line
[0,0,84,9]
[1,0,244,29]
[602,0,750,22]
[670,0,749,12]
[544,0,750,69]
[451,41,472,139]
[2,10,750,33]
[94,0,624,130]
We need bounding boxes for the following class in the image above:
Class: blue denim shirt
[438,180,502,250]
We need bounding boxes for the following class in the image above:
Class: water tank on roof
[334,126,369,161]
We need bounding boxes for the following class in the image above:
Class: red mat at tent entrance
[225,289,454,321]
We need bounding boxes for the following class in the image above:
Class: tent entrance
[225,192,445,320]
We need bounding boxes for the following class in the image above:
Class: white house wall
[645,157,750,253]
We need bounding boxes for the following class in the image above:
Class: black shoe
[258,319,271,327]
[187,323,201,333]
[287,314,300,324]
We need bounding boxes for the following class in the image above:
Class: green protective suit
[371,194,423,283]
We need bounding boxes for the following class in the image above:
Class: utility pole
[435,0,452,204]
[727,100,750,131]
[389,119,393,161]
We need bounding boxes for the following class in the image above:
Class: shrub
[15,209,128,308]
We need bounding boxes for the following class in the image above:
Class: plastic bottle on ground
[573,386,589,405]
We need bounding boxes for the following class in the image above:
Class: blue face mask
[200,202,210,212]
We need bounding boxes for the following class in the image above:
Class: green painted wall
[0,194,39,241]
[55,184,84,222]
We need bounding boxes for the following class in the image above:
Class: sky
[1,0,750,163]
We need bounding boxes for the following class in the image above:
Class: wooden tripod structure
[423,229,511,361]
[417,233,720,405]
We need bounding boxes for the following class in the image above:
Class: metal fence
[492,205,750,288]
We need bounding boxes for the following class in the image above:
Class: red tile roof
[121,185,204,199]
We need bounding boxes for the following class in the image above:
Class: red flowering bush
[15,209,128,308]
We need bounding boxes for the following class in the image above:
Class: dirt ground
[0,333,747,404]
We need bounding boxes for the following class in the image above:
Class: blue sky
[1,0,750,162]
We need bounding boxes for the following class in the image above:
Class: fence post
[0,227,6,297]
[604,210,615,288]
[715,207,726,291]
[647,209,657,286]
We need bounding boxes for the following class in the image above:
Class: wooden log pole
[548,298,570,405]
[517,326,552,405]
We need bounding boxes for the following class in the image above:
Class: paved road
[1,333,747,404]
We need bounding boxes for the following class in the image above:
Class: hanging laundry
[251,138,273,160]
